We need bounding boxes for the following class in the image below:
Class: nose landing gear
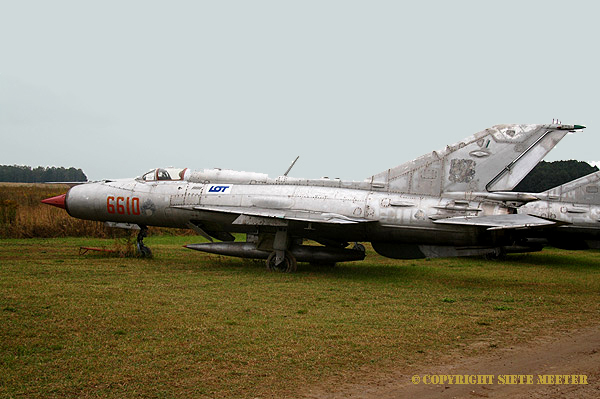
[136,225,153,258]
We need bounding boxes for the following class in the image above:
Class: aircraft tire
[484,247,506,261]
[352,243,366,253]
[266,251,297,273]
[136,242,153,258]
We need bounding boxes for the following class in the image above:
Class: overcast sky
[1,1,599,181]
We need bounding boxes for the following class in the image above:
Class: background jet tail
[367,124,585,196]
[537,171,600,205]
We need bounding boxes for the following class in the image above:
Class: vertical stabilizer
[538,171,600,205]
[368,124,585,195]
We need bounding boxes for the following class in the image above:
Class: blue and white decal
[206,184,232,194]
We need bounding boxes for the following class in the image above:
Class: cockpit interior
[139,168,189,181]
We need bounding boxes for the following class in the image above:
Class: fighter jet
[42,123,585,271]
[515,170,600,251]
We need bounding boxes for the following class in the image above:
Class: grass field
[1,236,599,398]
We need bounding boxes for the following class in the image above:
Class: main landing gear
[266,250,297,272]
[136,225,153,258]
[262,228,366,273]
[265,228,297,272]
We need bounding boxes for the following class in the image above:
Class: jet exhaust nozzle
[185,242,366,263]
[41,194,67,210]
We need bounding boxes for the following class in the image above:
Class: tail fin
[538,171,600,205]
[368,124,585,196]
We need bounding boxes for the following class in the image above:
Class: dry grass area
[0,183,108,238]
[1,236,599,398]
[0,183,190,238]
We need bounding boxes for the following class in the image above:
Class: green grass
[1,236,599,398]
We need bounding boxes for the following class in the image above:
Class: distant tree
[0,165,87,182]
[66,167,84,181]
[513,160,598,193]
[32,166,45,182]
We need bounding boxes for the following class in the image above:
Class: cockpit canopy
[138,168,189,182]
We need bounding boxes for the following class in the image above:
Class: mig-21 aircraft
[42,123,586,271]
[515,170,600,251]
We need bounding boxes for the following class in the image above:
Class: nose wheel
[136,225,153,258]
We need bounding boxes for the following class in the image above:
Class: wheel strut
[136,225,153,257]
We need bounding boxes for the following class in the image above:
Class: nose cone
[41,194,66,209]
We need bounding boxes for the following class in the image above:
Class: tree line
[0,165,87,183]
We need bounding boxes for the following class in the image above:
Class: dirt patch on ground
[301,325,600,398]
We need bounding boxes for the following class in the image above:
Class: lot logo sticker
[207,184,232,194]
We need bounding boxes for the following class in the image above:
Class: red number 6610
[107,196,141,215]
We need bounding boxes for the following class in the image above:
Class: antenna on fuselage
[283,156,300,177]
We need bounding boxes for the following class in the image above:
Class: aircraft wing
[173,205,374,225]
[432,214,563,231]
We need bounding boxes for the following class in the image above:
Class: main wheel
[352,243,366,253]
[266,251,297,273]
[485,247,506,261]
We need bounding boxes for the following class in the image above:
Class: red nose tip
[41,194,66,209]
